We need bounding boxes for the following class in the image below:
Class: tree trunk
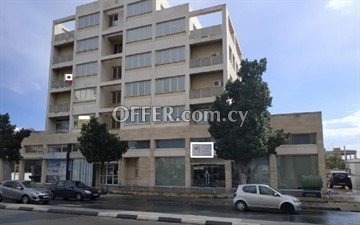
[235,159,252,184]
[100,162,104,192]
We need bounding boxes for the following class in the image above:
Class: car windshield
[334,173,348,178]
[22,181,44,188]
[75,181,89,188]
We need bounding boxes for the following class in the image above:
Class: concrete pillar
[185,138,191,187]
[269,154,278,189]
[118,159,126,186]
[41,160,47,184]
[225,161,232,190]
[0,159,4,182]
[19,160,25,180]
[149,139,155,186]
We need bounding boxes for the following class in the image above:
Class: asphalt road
[44,195,360,225]
[0,210,172,225]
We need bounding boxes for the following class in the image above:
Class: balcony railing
[49,104,70,113]
[189,54,223,68]
[190,25,222,40]
[54,30,75,42]
[189,86,223,99]
[53,55,73,64]
[51,81,71,89]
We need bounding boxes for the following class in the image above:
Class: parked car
[0,180,51,204]
[233,184,301,214]
[49,180,100,201]
[328,171,352,189]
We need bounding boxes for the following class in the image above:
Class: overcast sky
[0,0,359,153]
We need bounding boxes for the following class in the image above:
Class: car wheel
[235,200,247,211]
[75,193,83,201]
[281,203,295,214]
[22,195,30,204]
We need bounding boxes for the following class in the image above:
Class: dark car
[329,171,352,189]
[49,180,100,201]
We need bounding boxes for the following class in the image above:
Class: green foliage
[77,117,128,164]
[208,58,289,183]
[0,113,31,162]
[325,155,345,170]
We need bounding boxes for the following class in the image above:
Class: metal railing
[49,103,70,113]
[51,80,71,89]
[189,54,223,68]
[189,86,223,99]
[53,55,73,64]
[54,30,75,42]
[189,25,222,40]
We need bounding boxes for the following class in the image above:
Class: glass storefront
[277,155,318,189]
[191,164,225,187]
[232,157,270,188]
[24,160,42,182]
[46,159,67,183]
[155,157,185,186]
[72,159,93,186]
[103,163,118,185]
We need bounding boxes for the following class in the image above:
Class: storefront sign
[42,152,67,159]
[190,142,214,158]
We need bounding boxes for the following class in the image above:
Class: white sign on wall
[190,142,214,158]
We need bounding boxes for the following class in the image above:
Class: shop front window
[191,164,225,187]
[46,159,68,183]
[103,163,118,185]
[72,159,93,186]
[24,160,42,182]
[232,157,270,188]
[155,157,185,186]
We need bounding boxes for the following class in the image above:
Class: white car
[233,184,301,214]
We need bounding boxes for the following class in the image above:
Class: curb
[0,203,262,225]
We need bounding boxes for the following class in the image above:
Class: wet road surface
[45,195,360,225]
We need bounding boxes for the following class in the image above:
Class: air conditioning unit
[213,80,223,87]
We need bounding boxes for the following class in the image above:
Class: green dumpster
[302,175,323,198]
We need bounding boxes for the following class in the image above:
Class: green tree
[0,113,31,162]
[208,58,289,184]
[325,155,344,170]
[77,118,128,187]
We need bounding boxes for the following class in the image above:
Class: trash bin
[302,175,323,198]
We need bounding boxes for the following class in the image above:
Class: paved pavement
[0,209,171,225]
[44,194,360,225]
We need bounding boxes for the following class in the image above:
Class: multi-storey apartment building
[9,0,325,192]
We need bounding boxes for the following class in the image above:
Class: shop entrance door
[191,164,225,187]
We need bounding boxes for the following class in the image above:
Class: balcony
[53,55,73,64]
[54,30,75,46]
[189,86,223,99]
[190,25,222,42]
[51,81,71,89]
[190,54,222,68]
[49,103,70,113]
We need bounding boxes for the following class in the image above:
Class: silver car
[233,184,301,214]
[0,180,51,204]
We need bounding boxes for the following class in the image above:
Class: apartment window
[156,46,185,65]
[111,117,120,129]
[156,139,185,149]
[78,13,100,29]
[76,62,97,77]
[112,91,121,104]
[77,37,99,53]
[112,66,122,79]
[127,0,152,17]
[55,119,69,133]
[125,52,151,70]
[127,25,152,43]
[128,140,150,149]
[286,133,317,145]
[125,80,151,97]
[155,105,185,122]
[74,114,93,128]
[155,76,185,93]
[74,88,97,102]
[156,18,185,37]
[113,43,122,54]
[109,14,119,27]
[24,145,43,153]
[125,108,150,124]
